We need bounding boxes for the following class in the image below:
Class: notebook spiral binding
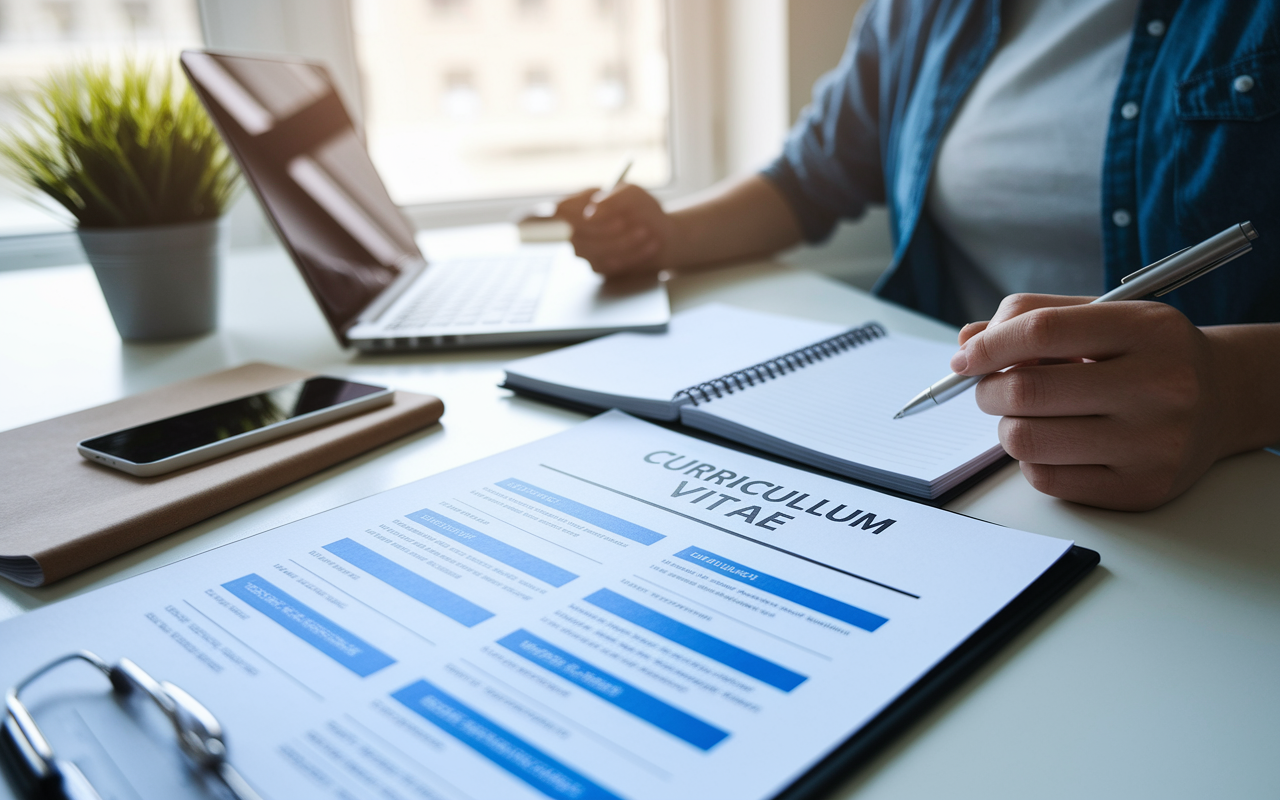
[671,322,888,406]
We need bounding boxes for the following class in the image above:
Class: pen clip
[1121,246,1189,284]
[1152,245,1251,296]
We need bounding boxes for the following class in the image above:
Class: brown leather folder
[0,363,445,587]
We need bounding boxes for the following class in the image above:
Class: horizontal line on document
[630,574,832,661]
[223,573,396,677]
[456,495,605,565]
[341,713,475,800]
[404,509,578,588]
[537,463,920,599]
[289,558,436,647]
[585,588,806,692]
[326,538,494,628]
[459,657,672,781]
[292,732,377,799]
[497,629,729,751]
[182,599,324,701]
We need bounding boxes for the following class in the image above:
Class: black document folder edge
[771,544,1100,800]
[500,383,1011,507]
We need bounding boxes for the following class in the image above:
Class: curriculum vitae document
[0,412,1073,800]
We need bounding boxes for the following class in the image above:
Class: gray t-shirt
[927,0,1140,320]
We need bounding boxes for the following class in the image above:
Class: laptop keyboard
[386,252,555,330]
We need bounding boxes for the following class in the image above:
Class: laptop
[180,51,670,351]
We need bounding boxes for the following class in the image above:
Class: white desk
[2,230,1278,799]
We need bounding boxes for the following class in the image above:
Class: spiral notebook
[503,304,1005,500]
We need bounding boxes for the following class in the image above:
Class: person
[555,0,1280,512]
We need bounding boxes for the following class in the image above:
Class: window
[595,63,626,111]
[441,68,480,118]
[2,0,718,252]
[121,1,154,34]
[516,0,547,18]
[351,0,674,208]
[0,0,203,237]
[428,0,466,18]
[519,67,556,116]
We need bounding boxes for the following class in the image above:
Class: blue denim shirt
[762,0,1280,327]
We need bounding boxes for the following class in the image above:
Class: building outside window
[1,0,691,245]
[519,66,555,115]
[516,0,547,18]
[595,62,625,111]
[351,0,671,208]
[441,67,480,118]
[429,0,467,17]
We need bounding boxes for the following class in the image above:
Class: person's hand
[555,184,677,277]
[952,294,1229,511]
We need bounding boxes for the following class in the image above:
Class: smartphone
[78,376,393,477]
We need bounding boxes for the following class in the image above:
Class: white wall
[713,0,892,289]
[776,0,893,290]
[719,0,789,178]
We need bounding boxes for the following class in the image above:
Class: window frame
[198,0,718,228]
[0,0,723,267]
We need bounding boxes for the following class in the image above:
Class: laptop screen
[181,51,422,343]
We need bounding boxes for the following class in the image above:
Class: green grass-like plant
[0,59,239,229]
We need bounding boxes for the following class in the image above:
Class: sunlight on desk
[1,230,1278,800]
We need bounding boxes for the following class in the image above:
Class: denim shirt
[762,0,1280,327]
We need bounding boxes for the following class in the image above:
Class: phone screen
[81,377,386,464]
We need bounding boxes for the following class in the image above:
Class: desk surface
[2,228,1278,800]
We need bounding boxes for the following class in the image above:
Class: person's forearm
[665,175,804,271]
[1206,322,1280,457]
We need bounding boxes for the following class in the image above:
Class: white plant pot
[77,218,227,341]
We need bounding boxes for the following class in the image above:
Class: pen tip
[892,411,904,420]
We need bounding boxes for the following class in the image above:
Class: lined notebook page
[504,304,844,408]
[680,334,1000,484]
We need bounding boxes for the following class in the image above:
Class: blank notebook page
[682,334,1001,482]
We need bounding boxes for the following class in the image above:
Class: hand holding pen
[552,158,672,276]
[894,222,1280,511]
[896,222,1259,419]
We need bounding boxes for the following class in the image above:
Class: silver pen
[893,220,1260,419]
[611,157,634,189]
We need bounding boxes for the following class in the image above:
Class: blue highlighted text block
[674,546,887,632]
[392,679,622,800]
[221,574,394,677]
[496,478,664,545]
[405,509,577,587]
[323,538,494,628]
[498,629,729,751]
[584,589,806,692]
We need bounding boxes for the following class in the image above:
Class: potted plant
[0,59,240,340]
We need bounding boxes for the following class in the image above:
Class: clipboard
[776,544,1100,799]
[1,399,1095,800]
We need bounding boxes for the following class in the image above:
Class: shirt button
[1121,101,1140,120]
[1146,19,1166,37]
[1234,75,1256,93]
[1112,209,1133,227]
